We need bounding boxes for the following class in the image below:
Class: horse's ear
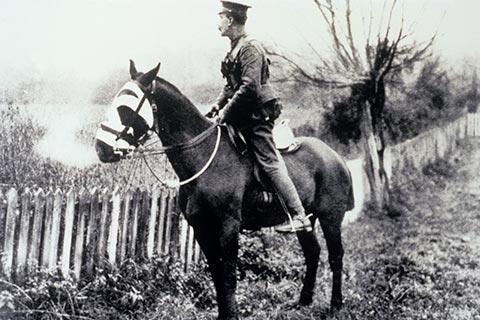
[139,63,161,87]
[129,59,138,80]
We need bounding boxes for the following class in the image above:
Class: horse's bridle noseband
[116,79,222,187]
[101,80,157,155]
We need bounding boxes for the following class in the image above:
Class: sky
[0,0,479,91]
[1,0,479,167]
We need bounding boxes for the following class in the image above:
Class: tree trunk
[360,103,390,211]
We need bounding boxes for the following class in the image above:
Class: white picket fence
[345,112,480,222]
[0,186,200,281]
[1,112,480,281]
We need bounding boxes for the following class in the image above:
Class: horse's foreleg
[319,214,344,310]
[296,223,321,306]
[217,218,240,320]
[192,217,240,320]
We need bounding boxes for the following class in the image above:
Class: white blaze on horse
[94,61,354,320]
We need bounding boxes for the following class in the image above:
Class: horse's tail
[345,164,355,211]
[323,140,355,212]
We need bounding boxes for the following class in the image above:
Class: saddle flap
[225,124,248,156]
[226,119,301,156]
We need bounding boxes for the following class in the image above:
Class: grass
[2,139,480,319]
[1,100,480,319]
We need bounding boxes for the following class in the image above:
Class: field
[2,135,479,319]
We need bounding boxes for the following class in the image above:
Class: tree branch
[345,0,362,70]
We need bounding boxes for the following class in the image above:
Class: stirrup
[275,213,313,234]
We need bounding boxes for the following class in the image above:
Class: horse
[94,61,354,320]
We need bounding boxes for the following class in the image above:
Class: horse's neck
[153,81,214,180]
[153,82,210,145]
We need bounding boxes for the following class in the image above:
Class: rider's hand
[205,105,220,118]
[216,114,225,124]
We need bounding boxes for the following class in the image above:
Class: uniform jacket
[216,34,281,127]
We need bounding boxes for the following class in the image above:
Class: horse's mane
[154,77,210,135]
[154,77,205,118]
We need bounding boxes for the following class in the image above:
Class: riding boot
[267,159,312,233]
[241,119,312,233]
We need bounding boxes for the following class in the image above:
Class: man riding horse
[94,2,353,317]
[206,0,311,233]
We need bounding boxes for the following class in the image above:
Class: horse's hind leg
[319,212,345,310]
[296,219,321,306]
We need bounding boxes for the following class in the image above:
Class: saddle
[225,119,301,156]
[225,119,301,192]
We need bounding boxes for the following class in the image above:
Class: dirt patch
[335,138,480,320]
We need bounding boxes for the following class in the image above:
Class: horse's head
[95,60,160,163]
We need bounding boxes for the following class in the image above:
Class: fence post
[473,112,480,137]
[461,115,467,139]
[16,188,31,279]
[118,188,131,264]
[41,190,54,268]
[60,188,75,277]
[96,188,110,269]
[0,189,5,252]
[163,189,175,256]
[147,185,160,259]
[107,187,121,265]
[194,240,201,265]
[156,187,168,255]
[29,188,45,271]
[3,189,18,279]
[128,189,141,258]
[168,189,181,259]
[186,226,195,271]
[48,189,62,271]
[468,113,474,136]
[73,188,88,278]
[136,189,150,260]
[85,188,99,274]
[179,215,188,268]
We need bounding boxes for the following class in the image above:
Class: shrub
[385,58,468,143]
[0,103,177,191]
[324,93,363,144]
[237,233,303,283]
[1,257,215,319]
[0,104,45,189]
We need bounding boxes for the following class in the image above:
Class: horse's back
[284,136,354,213]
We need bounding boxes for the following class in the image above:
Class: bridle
[100,81,154,149]
[111,79,222,188]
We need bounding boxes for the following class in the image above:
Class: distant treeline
[1,55,479,162]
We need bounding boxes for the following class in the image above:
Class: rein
[137,123,219,155]
[140,125,222,187]
[115,80,222,187]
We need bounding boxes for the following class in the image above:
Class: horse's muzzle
[95,139,121,163]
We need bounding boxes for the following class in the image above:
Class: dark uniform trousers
[241,118,305,217]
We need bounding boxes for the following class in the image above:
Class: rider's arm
[219,44,262,123]
[216,85,234,109]
[206,85,234,118]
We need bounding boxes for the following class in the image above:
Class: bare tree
[269,0,435,213]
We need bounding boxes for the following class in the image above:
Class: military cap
[219,1,251,16]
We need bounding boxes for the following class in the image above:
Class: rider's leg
[243,120,312,233]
